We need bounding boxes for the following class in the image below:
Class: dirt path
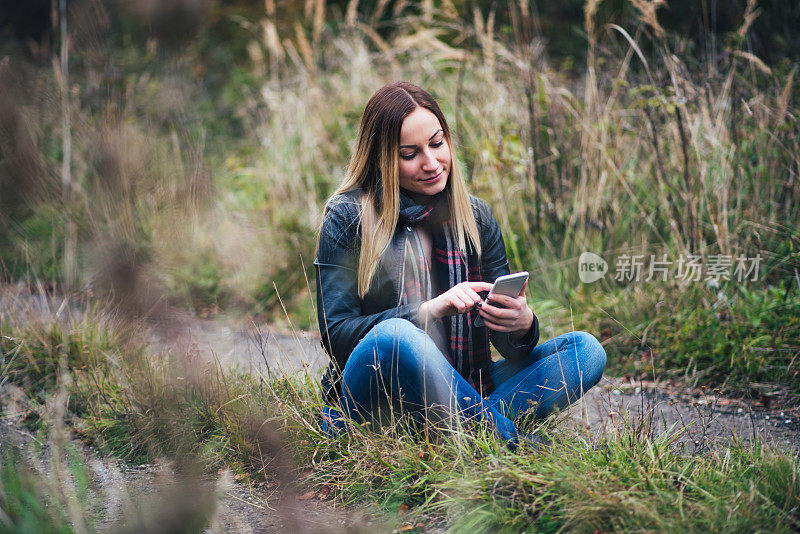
[0,288,372,533]
[574,378,799,453]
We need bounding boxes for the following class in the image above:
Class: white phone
[473,271,529,327]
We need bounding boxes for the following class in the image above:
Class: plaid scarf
[397,192,495,395]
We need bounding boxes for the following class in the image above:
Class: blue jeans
[326,318,606,444]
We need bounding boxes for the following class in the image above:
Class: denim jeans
[327,318,606,443]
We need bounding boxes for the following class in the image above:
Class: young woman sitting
[314,82,606,449]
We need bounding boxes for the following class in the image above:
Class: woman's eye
[400,152,415,160]
[431,140,444,148]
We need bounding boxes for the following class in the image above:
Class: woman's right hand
[418,281,493,323]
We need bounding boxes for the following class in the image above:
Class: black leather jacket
[314,189,540,401]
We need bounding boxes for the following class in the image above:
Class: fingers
[485,293,523,309]
[440,283,483,315]
[446,294,473,314]
[479,297,530,332]
[457,282,484,303]
[480,301,517,320]
[479,314,514,332]
[467,281,494,293]
[435,282,527,318]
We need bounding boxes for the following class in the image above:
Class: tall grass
[231,0,799,390]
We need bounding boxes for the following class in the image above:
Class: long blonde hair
[325,82,481,297]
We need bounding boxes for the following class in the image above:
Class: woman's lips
[420,170,443,183]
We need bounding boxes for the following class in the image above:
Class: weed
[0,448,74,533]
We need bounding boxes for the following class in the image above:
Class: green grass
[653,283,800,389]
[287,392,800,533]
[0,448,74,534]
[551,282,800,395]
[2,287,799,532]
[437,434,800,533]
[0,415,217,534]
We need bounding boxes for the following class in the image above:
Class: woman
[314,82,605,448]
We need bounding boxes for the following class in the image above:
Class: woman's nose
[420,149,438,171]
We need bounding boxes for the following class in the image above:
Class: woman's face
[397,107,450,199]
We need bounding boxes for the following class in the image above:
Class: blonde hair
[325,82,481,297]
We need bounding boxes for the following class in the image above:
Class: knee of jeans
[373,317,417,336]
[372,317,418,344]
[573,331,606,388]
[371,318,425,364]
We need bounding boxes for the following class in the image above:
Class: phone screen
[473,272,528,327]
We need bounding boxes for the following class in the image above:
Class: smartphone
[473,271,529,327]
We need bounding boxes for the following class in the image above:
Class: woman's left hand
[478,282,534,336]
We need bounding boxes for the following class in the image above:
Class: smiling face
[397,107,451,200]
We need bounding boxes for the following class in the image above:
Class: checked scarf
[397,192,495,395]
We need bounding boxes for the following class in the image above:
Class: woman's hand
[478,282,534,336]
[418,281,493,323]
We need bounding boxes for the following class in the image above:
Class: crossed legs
[335,318,606,443]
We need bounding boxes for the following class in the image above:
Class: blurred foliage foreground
[0,0,798,396]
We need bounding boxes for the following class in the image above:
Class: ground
[1,305,798,532]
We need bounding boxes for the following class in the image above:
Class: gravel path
[165,318,330,378]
